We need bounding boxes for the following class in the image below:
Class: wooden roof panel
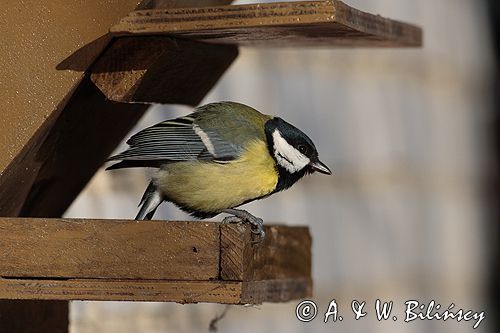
[111,1,422,47]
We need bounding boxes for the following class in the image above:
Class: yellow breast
[154,140,278,213]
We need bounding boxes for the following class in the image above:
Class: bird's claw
[222,209,265,244]
[250,227,265,244]
[247,216,265,242]
[221,216,242,224]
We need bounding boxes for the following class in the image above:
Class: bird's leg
[222,208,265,243]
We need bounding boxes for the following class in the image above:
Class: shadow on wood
[17,76,147,218]
[12,40,237,218]
[56,34,113,72]
[90,37,238,104]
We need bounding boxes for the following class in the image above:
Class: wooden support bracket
[0,219,311,304]
[90,37,238,104]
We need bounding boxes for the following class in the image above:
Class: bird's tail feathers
[135,182,163,220]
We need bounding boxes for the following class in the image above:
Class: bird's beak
[309,159,332,175]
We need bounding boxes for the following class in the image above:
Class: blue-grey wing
[107,114,241,163]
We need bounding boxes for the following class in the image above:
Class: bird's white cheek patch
[272,130,310,173]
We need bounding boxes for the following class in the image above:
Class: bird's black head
[264,117,331,192]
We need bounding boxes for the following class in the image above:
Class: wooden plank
[221,224,311,281]
[0,300,68,333]
[0,278,311,304]
[0,279,241,304]
[241,278,312,304]
[0,219,312,304]
[0,219,220,280]
[90,37,238,104]
[0,219,312,281]
[111,0,422,47]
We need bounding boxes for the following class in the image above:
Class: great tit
[107,101,331,240]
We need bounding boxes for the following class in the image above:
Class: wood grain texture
[0,279,240,304]
[0,219,220,280]
[111,0,422,47]
[90,37,238,104]
[0,219,312,304]
[0,219,311,282]
[0,278,311,304]
[221,224,311,281]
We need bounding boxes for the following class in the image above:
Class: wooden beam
[13,76,148,218]
[90,37,238,104]
[0,219,220,280]
[0,278,311,304]
[111,0,422,47]
[241,278,312,304]
[0,219,310,281]
[0,219,312,304]
[220,224,311,281]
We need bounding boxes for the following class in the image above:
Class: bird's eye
[298,145,307,154]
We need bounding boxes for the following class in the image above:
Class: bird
[106,101,332,241]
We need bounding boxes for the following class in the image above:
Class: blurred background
[66,0,497,332]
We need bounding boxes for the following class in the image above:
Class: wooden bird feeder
[0,0,422,331]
